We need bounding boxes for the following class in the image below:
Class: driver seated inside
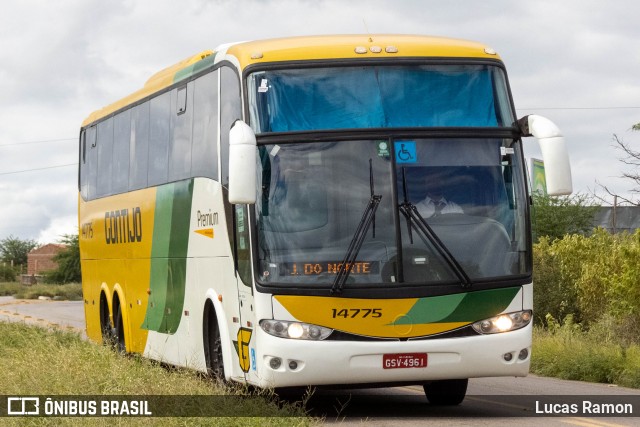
[415,181,463,218]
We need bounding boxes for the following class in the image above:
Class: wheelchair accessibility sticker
[395,141,417,163]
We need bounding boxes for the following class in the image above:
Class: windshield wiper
[397,168,472,288]
[331,159,381,295]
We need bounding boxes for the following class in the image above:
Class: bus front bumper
[251,323,532,388]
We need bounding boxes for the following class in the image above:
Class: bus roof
[227,34,500,66]
[82,34,501,127]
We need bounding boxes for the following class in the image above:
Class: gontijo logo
[104,207,143,244]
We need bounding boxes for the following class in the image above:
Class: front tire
[424,379,468,405]
[203,304,225,381]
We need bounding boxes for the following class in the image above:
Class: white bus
[79,35,572,405]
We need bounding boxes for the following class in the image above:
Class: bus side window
[80,130,87,199]
[235,204,252,286]
[129,102,150,191]
[113,109,131,194]
[220,66,242,187]
[85,126,97,200]
[148,91,171,186]
[170,83,194,182]
[192,70,218,180]
[81,130,86,164]
[96,118,114,198]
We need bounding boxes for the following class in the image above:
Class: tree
[599,124,640,206]
[43,234,81,284]
[0,235,39,270]
[531,192,599,242]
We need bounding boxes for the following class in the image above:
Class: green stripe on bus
[143,180,194,334]
[439,287,520,323]
[173,53,217,84]
[392,287,520,325]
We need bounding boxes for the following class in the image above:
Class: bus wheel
[112,303,126,354]
[204,306,225,381]
[423,379,468,405]
[99,293,115,347]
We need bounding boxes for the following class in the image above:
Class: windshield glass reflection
[255,138,528,288]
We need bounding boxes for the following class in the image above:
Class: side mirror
[228,120,257,204]
[519,115,573,196]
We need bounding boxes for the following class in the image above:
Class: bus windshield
[256,138,530,289]
[248,64,514,133]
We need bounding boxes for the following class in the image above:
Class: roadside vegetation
[532,316,640,388]
[0,322,317,426]
[531,228,640,388]
[0,234,83,300]
[0,281,82,300]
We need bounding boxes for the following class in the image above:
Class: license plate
[382,353,428,369]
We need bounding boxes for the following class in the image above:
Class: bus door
[234,204,258,381]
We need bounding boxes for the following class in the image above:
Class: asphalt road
[310,377,640,426]
[1,296,638,425]
[0,295,85,337]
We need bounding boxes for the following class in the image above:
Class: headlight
[472,310,532,334]
[260,319,333,340]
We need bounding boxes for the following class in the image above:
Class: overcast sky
[1,0,639,243]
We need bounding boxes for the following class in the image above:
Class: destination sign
[279,261,379,276]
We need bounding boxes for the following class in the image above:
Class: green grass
[0,282,82,300]
[531,320,640,388]
[0,281,22,296]
[0,322,318,426]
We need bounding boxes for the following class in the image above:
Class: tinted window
[248,64,514,133]
[192,70,219,180]
[148,92,171,186]
[129,102,150,191]
[113,110,131,194]
[220,67,241,187]
[81,126,98,199]
[170,84,193,181]
[96,118,114,197]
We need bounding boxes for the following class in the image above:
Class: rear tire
[423,379,468,405]
[99,293,115,347]
[112,302,126,354]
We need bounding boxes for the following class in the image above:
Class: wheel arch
[202,290,234,380]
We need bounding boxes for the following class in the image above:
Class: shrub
[532,237,578,325]
[532,316,640,388]
[533,229,640,333]
[0,264,16,282]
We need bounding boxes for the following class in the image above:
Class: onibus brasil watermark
[5,397,151,417]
